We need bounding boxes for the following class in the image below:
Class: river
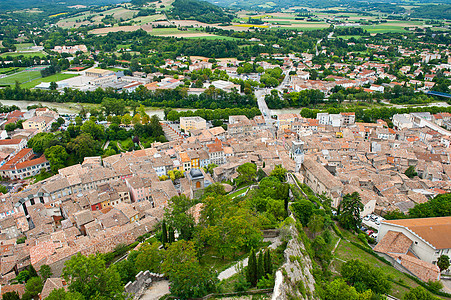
[1,99,449,119]
[0,100,194,119]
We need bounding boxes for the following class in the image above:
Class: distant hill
[207,0,451,11]
[0,0,129,13]
[171,0,235,24]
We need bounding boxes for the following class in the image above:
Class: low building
[300,158,343,208]
[374,217,450,281]
[180,117,206,132]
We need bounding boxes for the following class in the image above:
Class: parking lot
[361,214,385,239]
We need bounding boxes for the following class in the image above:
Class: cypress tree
[246,248,257,286]
[264,250,272,275]
[28,264,38,278]
[161,220,168,248]
[168,226,175,243]
[257,251,264,281]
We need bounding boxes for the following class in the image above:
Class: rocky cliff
[272,217,318,300]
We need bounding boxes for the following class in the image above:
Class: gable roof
[382,217,451,249]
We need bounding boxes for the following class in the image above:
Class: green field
[183,35,240,41]
[362,24,409,33]
[0,71,41,86]
[149,27,188,35]
[20,73,79,89]
[0,51,47,58]
[130,14,164,24]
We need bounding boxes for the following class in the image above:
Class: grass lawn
[20,73,79,89]
[0,70,42,86]
[0,51,47,58]
[149,28,186,35]
[228,186,250,198]
[361,24,408,33]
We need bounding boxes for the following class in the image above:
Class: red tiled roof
[0,139,23,145]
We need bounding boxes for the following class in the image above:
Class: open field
[20,73,79,89]
[58,6,139,28]
[89,24,153,35]
[130,14,165,25]
[0,71,41,86]
[0,51,46,58]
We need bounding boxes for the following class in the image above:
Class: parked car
[366,230,374,236]
[360,226,368,232]
[363,215,370,221]
[370,233,378,239]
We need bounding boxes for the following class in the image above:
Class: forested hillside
[0,0,127,12]
[171,0,235,24]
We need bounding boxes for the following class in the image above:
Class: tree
[257,251,264,281]
[2,291,20,300]
[264,250,271,275]
[308,214,325,237]
[51,122,60,132]
[24,276,43,298]
[62,253,124,300]
[45,288,85,300]
[437,255,450,272]
[246,248,257,287]
[116,259,137,285]
[324,278,372,300]
[341,259,391,295]
[164,195,195,241]
[28,132,57,153]
[4,123,16,132]
[236,163,257,185]
[338,192,363,231]
[16,270,30,283]
[408,193,451,218]
[162,240,216,298]
[257,168,267,182]
[121,114,132,125]
[0,185,7,194]
[135,242,165,273]
[67,133,98,161]
[28,265,38,278]
[101,98,126,116]
[39,265,52,281]
[404,286,439,300]
[161,221,168,248]
[405,165,418,178]
[81,120,104,140]
[270,165,287,182]
[291,199,314,226]
[45,145,69,173]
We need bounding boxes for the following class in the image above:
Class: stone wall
[272,217,317,300]
[124,271,165,299]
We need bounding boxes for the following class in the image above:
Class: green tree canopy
[62,253,124,300]
[340,259,391,295]
[44,145,68,173]
[338,192,363,231]
[162,240,217,298]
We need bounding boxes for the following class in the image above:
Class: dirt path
[218,236,282,281]
[140,280,170,300]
